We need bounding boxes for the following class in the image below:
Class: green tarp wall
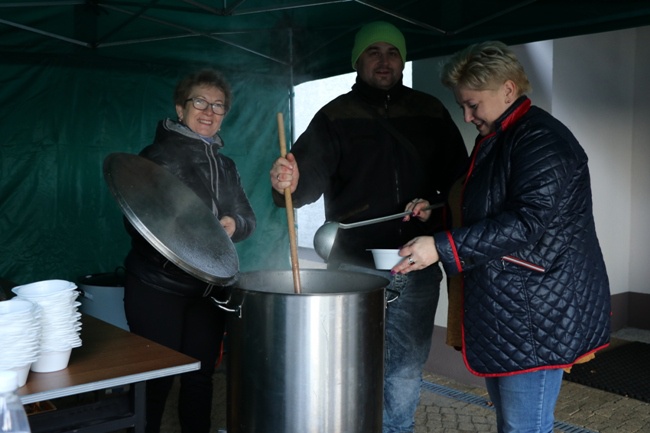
[0,55,293,285]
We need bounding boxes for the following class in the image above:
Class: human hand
[270,152,299,193]
[391,236,439,275]
[220,216,236,238]
[402,198,432,222]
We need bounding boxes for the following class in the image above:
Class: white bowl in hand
[368,249,402,270]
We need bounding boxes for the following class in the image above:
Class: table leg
[131,382,146,433]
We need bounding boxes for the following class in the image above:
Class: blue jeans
[485,369,564,433]
[339,263,442,433]
[383,265,441,433]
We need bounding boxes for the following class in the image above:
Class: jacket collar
[495,95,531,133]
[161,118,224,148]
[352,75,406,106]
[466,96,532,183]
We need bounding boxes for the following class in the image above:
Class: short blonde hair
[441,41,531,96]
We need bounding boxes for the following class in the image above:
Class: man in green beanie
[270,21,468,433]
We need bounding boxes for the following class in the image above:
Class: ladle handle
[277,112,302,294]
[338,203,444,229]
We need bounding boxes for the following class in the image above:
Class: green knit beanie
[351,21,407,70]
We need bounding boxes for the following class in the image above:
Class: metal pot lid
[103,152,238,285]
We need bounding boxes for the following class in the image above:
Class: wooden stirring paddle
[277,112,302,294]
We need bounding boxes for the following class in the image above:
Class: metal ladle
[313,203,443,262]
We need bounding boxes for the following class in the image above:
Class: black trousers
[124,273,225,433]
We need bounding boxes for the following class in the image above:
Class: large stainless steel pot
[215,269,388,433]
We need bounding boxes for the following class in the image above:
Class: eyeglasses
[185,97,227,115]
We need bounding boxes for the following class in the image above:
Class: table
[17,315,200,433]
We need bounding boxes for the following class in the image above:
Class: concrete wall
[629,26,650,321]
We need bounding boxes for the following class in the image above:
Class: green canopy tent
[1,0,649,285]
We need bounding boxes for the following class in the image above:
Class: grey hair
[440,41,531,96]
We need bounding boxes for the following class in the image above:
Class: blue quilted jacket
[434,97,611,376]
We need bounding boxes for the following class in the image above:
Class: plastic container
[0,370,32,432]
[368,249,403,270]
[78,272,128,330]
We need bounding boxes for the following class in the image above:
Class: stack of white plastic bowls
[12,279,82,373]
[0,298,42,386]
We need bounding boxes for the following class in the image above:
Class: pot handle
[210,296,242,318]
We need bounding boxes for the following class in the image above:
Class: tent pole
[289,27,296,146]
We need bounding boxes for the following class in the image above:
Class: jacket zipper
[501,255,545,273]
[384,94,402,208]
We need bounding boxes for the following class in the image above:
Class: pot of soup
[214,269,388,433]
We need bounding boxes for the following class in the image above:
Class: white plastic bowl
[31,349,72,373]
[10,364,31,387]
[0,298,36,315]
[12,279,77,298]
[368,249,403,270]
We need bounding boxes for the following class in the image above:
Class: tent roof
[2,0,650,84]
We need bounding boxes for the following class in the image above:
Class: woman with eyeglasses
[122,68,256,433]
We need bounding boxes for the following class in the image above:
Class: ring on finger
[276,174,280,181]
[408,256,416,265]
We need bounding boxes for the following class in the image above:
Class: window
[293,64,412,253]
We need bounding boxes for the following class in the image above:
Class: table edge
[19,361,200,404]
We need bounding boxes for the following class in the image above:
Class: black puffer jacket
[434,97,611,376]
[274,78,468,267]
[124,119,256,295]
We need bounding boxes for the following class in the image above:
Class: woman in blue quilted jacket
[393,41,611,433]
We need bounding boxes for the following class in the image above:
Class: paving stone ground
[416,371,650,433]
[157,367,649,433]
[164,330,650,433]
